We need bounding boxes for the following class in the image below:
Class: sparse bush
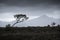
[5,24,11,31]
[57,24,60,27]
[47,25,50,27]
[6,24,11,28]
[51,22,56,26]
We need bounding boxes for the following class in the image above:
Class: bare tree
[12,14,29,27]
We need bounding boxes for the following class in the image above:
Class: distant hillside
[15,15,60,26]
[0,15,60,27]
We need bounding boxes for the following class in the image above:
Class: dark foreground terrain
[0,26,60,40]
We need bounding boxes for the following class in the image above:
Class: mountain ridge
[15,15,60,26]
[0,15,60,27]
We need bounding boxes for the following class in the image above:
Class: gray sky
[0,0,60,22]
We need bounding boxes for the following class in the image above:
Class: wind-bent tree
[12,14,29,27]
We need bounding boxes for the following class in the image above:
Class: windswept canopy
[14,14,29,22]
[14,14,26,18]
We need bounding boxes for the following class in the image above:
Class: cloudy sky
[0,0,60,22]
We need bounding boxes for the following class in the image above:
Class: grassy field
[0,26,60,40]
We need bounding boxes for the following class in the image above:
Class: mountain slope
[15,15,60,26]
[0,15,60,27]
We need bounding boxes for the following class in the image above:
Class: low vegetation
[0,25,60,40]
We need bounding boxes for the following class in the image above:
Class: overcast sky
[0,0,60,22]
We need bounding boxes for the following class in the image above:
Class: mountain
[15,15,60,26]
[0,15,60,27]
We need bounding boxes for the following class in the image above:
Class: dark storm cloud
[0,0,60,18]
[0,0,60,6]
